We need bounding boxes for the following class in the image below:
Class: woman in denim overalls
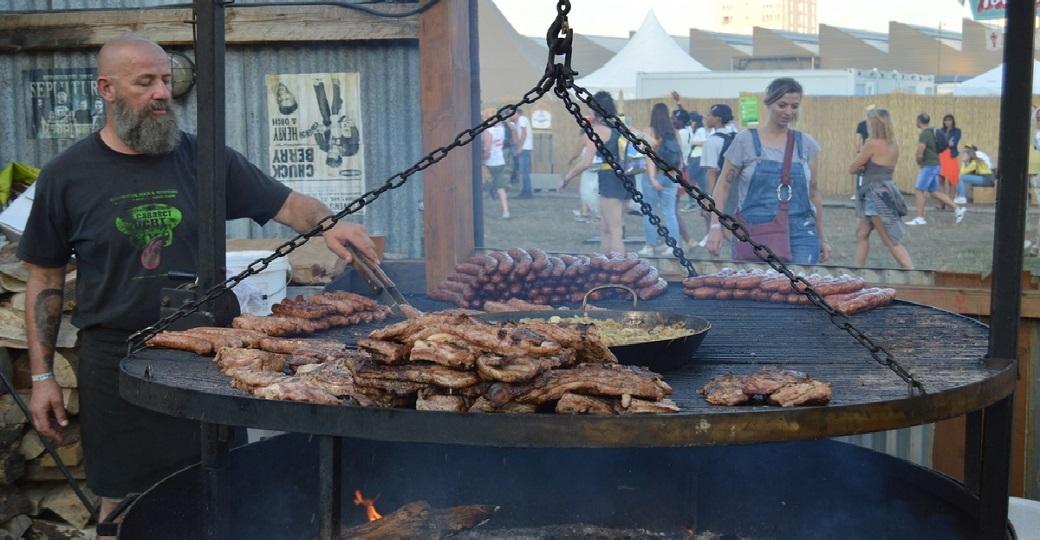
[705,78,831,264]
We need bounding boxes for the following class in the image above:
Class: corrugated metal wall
[0,2,425,258]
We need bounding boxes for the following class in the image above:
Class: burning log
[340,499,498,540]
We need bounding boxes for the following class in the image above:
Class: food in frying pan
[519,315,697,347]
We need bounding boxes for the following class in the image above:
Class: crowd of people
[495,77,1019,271]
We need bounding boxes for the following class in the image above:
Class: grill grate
[129,287,993,414]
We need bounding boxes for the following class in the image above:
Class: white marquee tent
[953,61,1040,96]
[575,10,709,98]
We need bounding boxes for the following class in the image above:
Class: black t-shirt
[18,131,291,331]
[856,120,868,141]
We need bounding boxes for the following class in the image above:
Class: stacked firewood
[428,249,668,309]
[146,311,678,415]
[682,268,897,315]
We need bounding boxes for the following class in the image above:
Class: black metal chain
[544,2,923,394]
[127,75,557,354]
[130,0,925,395]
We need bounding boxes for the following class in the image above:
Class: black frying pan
[478,286,711,371]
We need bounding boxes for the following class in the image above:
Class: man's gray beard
[113,98,180,155]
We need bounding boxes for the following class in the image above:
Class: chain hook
[544,1,575,80]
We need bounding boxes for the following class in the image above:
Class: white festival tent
[953,61,1040,96]
[574,10,709,98]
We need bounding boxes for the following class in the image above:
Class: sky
[490,0,979,37]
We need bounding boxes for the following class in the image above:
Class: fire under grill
[118,434,996,539]
[118,284,1013,538]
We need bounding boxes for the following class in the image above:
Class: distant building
[716,0,817,35]
[636,68,934,100]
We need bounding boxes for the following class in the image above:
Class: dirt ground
[480,188,1040,275]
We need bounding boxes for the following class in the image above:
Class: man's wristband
[31,372,55,383]
[710,223,722,230]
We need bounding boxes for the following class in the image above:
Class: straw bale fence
[511,93,1026,196]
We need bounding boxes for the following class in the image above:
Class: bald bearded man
[19,35,376,526]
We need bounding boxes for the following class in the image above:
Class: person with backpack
[905,113,964,226]
[706,78,831,264]
[636,102,683,257]
[697,103,738,249]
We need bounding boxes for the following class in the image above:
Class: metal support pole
[978,0,1035,536]
[200,423,231,540]
[964,410,982,493]
[980,397,1015,539]
[318,436,343,540]
[194,0,228,294]
[469,0,484,248]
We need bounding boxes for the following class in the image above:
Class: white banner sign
[266,72,366,214]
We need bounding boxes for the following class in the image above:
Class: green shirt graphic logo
[115,203,183,270]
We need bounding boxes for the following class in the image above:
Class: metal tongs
[344,245,420,318]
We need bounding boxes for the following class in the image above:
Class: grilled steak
[513,363,671,405]
[741,368,808,395]
[768,380,832,407]
[700,368,831,407]
[357,338,410,365]
[555,393,615,415]
[416,391,469,412]
[699,374,751,406]
[258,337,345,355]
[410,339,479,369]
[214,347,287,373]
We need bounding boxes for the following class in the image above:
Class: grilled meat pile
[148,310,678,414]
[699,368,832,407]
[682,268,896,315]
[358,311,677,414]
[428,249,668,309]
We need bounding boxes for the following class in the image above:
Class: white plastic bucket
[1011,497,1040,540]
[225,250,290,316]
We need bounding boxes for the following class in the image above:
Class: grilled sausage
[147,332,214,355]
[489,251,515,275]
[528,249,549,272]
[685,287,718,299]
[589,254,610,270]
[732,288,752,300]
[636,267,659,289]
[427,288,466,306]
[621,261,651,284]
[715,289,734,300]
[455,262,485,276]
[446,272,478,286]
[637,278,668,300]
[508,248,533,276]
[548,256,567,278]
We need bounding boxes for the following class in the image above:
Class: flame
[353,489,383,521]
[682,527,695,540]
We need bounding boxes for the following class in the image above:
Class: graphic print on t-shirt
[111,190,183,271]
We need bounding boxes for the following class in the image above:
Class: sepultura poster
[265,72,366,215]
[26,68,105,140]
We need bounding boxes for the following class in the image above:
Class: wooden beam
[884,284,1040,319]
[0,4,418,51]
[420,0,474,291]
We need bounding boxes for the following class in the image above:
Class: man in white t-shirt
[509,108,535,198]
[696,104,738,246]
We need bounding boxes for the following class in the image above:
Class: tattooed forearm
[725,168,738,184]
[33,289,63,370]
